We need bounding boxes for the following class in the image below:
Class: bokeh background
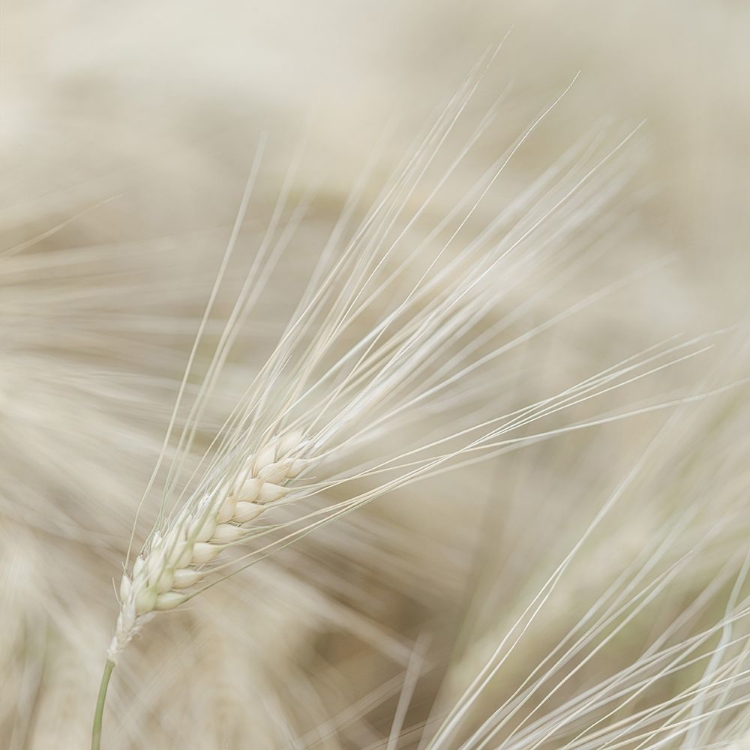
[1,2,749,748]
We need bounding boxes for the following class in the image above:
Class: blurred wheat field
[1,2,750,749]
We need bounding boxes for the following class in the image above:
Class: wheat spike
[108,430,309,661]
[90,60,720,749]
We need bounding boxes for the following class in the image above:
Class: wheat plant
[90,59,727,746]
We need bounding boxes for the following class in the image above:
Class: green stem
[91,659,116,750]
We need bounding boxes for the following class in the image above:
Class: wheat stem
[91,659,115,750]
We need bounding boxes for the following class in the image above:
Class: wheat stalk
[89,65,716,747]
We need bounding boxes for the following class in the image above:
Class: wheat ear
[92,431,309,749]
[91,65,691,747]
[107,429,308,661]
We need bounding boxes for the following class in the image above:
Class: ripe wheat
[91,65,717,749]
